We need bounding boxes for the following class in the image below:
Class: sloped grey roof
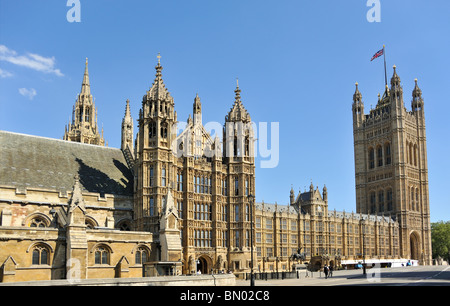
[256,202,298,214]
[0,131,133,196]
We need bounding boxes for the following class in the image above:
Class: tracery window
[32,244,49,265]
[135,247,149,265]
[29,217,47,228]
[94,246,110,265]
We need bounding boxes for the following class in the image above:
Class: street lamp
[362,223,366,275]
[248,194,255,286]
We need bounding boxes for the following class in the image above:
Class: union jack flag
[371,48,384,61]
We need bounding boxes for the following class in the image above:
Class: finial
[236,78,239,88]
[157,53,161,64]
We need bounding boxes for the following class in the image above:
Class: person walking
[323,265,329,279]
[329,265,333,278]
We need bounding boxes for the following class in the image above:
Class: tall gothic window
[416,189,420,211]
[149,166,154,187]
[177,173,183,191]
[377,145,383,167]
[161,167,166,186]
[414,144,418,167]
[387,189,393,211]
[245,178,249,196]
[149,122,156,138]
[161,122,168,138]
[370,192,376,214]
[149,197,154,216]
[245,136,250,156]
[385,143,391,165]
[222,179,228,196]
[369,148,375,169]
[235,231,240,248]
[235,177,239,196]
[85,107,90,122]
[378,190,385,212]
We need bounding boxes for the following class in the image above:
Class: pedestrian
[323,265,329,279]
[329,265,333,278]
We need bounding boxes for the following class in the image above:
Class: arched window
[410,187,415,211]
[414,144,418,167]
[368,148,375,169]
[409,144,413,165]
[378,190,385,212]
[161,167,166,186]
[118,220,131,231]
[135,247,149,265]
[385,143,391,165]
[387,189,393,211]
[377,145,383,167]
[415,188,420,212]
[32,244,49,265]
[245,136,250,157]
[85,107,90,122]
[85,218,97,229]
[94,246,110,265]
[370,192,376,214]
[29,217,47,228]
[149,121,156,138]
[160,122,168,138]
[149,197,154,216]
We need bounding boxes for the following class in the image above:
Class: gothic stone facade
[0,60,431,283]
[352,66,432,265]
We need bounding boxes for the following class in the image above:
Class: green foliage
[431,221,450,262]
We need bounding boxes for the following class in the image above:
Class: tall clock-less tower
[352,66,431,265]
[134,56,177,233]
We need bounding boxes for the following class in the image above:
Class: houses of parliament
[0,56,432,282]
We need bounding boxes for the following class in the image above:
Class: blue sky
[1,0,449,222]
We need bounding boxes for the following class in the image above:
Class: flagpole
[383,45,387,87]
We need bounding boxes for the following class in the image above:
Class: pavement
[234,265,450,286]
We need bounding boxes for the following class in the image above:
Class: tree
[431,221,450,263]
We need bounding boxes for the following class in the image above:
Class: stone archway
[197,255,211,274]
[410,231,421,261]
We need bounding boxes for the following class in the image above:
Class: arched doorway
[197,256,210,274]
[410,231,421,260]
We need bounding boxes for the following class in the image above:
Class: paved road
[235,265,450,286]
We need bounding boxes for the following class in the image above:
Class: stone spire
[148,53,173,103]
[193,93,202,125]
[121,99,134,151]
[226,79,251,123]
[353,82,362,103]
[390,65,402,90]
[412,78,424,112]
[81,58,90,96]
[63,58,105,146]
